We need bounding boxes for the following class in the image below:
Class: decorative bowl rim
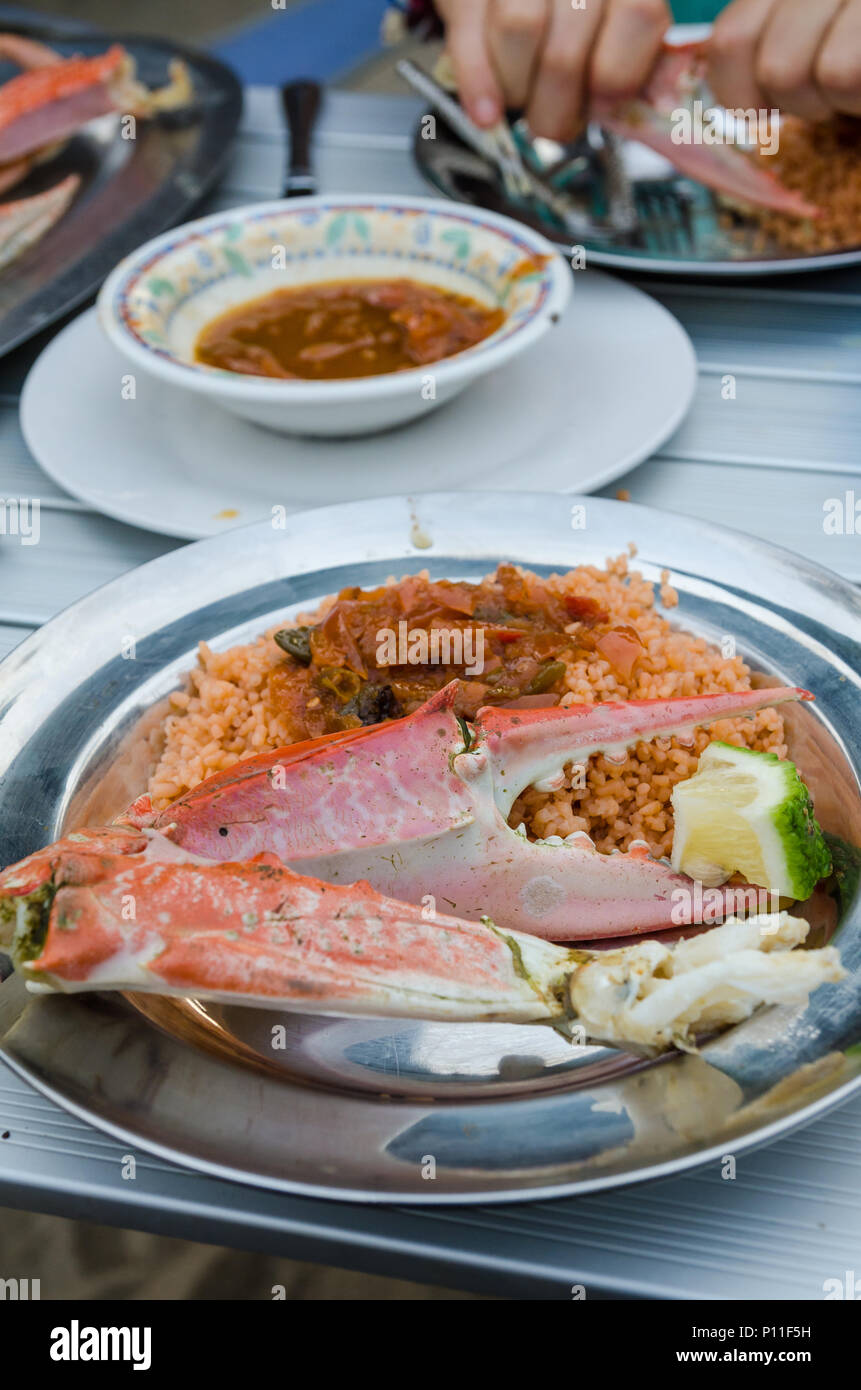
[96,194,573,403]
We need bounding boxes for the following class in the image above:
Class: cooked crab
[0,827,842,1051]
[595,38,818,218]
[124,682,810,940]
[0,34,191,265]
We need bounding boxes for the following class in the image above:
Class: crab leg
[0,33,59,195]
[0,830,842,1047]
[596,41,818,218]
[126,683,810,940]
[0,171,79,268]
[0,42,191,165]
[0,36,63,71]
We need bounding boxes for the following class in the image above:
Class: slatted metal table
[1,88,860,1301]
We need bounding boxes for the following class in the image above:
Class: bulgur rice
[747,116,861,254]
[147,554,786,861]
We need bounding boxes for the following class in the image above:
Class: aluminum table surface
[1,88,859,1301]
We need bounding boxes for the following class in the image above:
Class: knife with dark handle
[281,79,321,197]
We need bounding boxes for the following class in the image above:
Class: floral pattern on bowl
[113,201,557,365]
[98,195,571,437]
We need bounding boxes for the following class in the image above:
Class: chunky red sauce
[266,566,626,740]
[194,278,505,380]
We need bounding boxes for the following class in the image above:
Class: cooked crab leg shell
[0,43,191,164]
[0,171,80,268]
[465,687,809,819]
[127,683,811,940]
[596,41,818,218]
[0,35,62,70]
[0,831,842,1047]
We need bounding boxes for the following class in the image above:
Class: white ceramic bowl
[97,195,572,437]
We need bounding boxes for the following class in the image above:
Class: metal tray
[0,493,860,1203]
[0,24,242,358]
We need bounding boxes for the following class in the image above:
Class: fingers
[710,0,861,122]
[588,0,671,103]
[436,0,503,127]
[487,0,550,111]
[708,0,780,112]
[441,0,861,138]
[525,0,604,141]
[525,0,670,143]
[815,0,861,117]
[757,0,845,122]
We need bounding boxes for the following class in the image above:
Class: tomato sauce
[194,278,505,380]
[266,566,621,739]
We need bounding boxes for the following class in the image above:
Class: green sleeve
[671,1,725,20]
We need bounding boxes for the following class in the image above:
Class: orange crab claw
[125,682,811,940]
[0,37,191,267]
[0,43,191,164]
[0,825,149,899]
[0,828,567,1022]
[0,829,842,1048]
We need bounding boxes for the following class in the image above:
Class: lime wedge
[670,741,832,899]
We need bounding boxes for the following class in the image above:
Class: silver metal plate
[1,493,860,1203]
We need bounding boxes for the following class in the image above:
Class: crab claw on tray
[0,171,79,269]
[0,41,192,166]
[596,40,819,219]
[124,682,812,940]
[0,829,843,1051]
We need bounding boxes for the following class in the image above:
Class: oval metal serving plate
[0,23,242,359]
[1,493,860,1203]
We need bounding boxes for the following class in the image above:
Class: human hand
[709,0,861,122]
[434,0,672,141]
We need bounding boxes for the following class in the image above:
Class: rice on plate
[748,116,861,253]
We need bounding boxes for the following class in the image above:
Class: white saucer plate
[21,269,696,540]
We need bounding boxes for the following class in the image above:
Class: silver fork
[514,121,701,250]
[633,184,696,252]
[397,58,621,243]
[397,59,532,199]
[598,130,638,235]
